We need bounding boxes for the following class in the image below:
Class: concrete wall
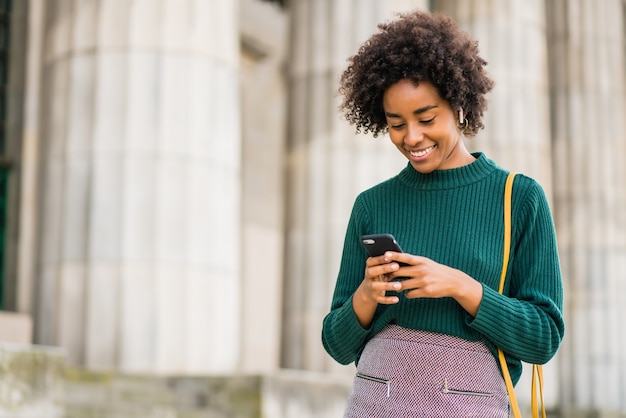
[64,369,352,418]
[0,343,351,418]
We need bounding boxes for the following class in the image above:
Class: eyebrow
[385,105,438,118]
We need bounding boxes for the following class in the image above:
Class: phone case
[360,233,404,257]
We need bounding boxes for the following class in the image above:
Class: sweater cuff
[337,294,372,333]
[322,295,372,364]
[466,284,501,332]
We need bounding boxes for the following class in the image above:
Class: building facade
[1,0,625,416]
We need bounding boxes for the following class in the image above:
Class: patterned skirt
[344,324,509,418]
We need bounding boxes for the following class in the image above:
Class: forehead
[383,79,443,111]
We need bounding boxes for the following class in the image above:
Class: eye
[390,123,405,130]
[420,117,435,125]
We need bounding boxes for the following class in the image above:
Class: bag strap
[498,173,516,294]
[497,173,522,417]
[531,363,545,417]
[496,172,546,418]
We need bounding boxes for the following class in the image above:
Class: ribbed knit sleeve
[321,198,377,364]
[468,177,565,365]
[320,153,565,383]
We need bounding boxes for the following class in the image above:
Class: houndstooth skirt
[344,324,509,418]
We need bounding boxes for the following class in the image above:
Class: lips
[408,145,436,158]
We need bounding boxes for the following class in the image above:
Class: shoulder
[480,157,552,216]
[509,173,549,205]
[506,173,555,228]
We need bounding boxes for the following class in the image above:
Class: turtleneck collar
[397,152,498,190]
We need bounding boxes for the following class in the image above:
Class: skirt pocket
[355,372,391,398]
[440,378,494,397]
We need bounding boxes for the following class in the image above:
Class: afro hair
[338,9,494,138]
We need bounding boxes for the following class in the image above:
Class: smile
[408,145,436,158]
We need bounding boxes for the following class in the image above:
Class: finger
[368,281,401,301]
[367,252,403,267]
[403,284,438,299]
[386,251,423,266]
[366,262,400,280]
[371,279,402,292]
[377,251,402,263]
[398,273,423,298]
[376,294,400,305]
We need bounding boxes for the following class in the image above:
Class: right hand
[352,252,402,328]
[360,252,404,305]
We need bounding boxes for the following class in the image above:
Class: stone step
[0,343,66,418]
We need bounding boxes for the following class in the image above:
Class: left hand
[382,251,484,316]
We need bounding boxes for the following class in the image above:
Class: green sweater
[321,153,565,385]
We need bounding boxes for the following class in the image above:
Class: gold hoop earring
[458,118,468,130]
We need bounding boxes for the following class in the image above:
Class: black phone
[360,233,404,257]
[360,233,409,280]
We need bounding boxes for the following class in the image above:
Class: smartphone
[360,233,404,257]
[360,233,408,280]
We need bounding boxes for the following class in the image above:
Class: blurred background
[0,0,625,416]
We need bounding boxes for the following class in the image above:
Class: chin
[409,161,436,174]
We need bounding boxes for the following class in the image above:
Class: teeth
[409,145,435,157]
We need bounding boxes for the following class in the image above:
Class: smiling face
[383,79,475,173]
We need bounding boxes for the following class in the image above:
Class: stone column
[4,0,40,316]
[547,0,626,415]
[433,1,559,412]
[239,0,288,373]
[283,0,428,373]
[434,0,553,193]
[35,0,241,374]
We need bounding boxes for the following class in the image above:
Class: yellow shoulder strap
[498,172,516,294]
[496,173,546,418]
[497,172,522,417]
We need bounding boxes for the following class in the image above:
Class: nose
[405,122,424,145]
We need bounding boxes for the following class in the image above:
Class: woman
[321,9,565,417]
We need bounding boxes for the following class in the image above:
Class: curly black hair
[338,10,494,138]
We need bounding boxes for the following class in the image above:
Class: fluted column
[434,0,553,192]
[433,0,559,412]
[283,0,427,373]
[36,0,241,374]
[548,0,626,415]
[239,0,288,373]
